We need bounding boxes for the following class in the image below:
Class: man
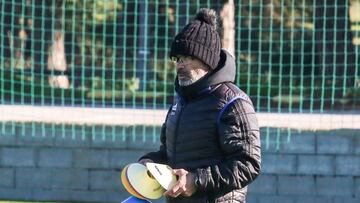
[139,8,261,203]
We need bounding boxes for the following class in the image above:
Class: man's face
[172,55,209,86]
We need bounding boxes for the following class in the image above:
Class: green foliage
[1,1,359,110]
[65,0,122,25]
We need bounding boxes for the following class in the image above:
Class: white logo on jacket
[170,103,177,116]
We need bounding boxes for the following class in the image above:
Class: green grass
[0,201,61,203]
[0,201,90,203]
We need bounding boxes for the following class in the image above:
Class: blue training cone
[121,196,152,203]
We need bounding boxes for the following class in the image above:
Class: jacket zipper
[173,97,186,167]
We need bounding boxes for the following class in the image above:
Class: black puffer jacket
[141,50,261,203]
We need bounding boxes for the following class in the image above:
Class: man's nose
[175,63,184,69]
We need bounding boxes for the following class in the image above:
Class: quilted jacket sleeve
[195,98,261,194]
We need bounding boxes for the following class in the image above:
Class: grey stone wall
[247,129,360,203]
[0,123,359,203]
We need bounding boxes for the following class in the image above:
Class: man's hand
[164,168,197,198]
[138,158,154,165]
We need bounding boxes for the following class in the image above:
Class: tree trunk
[4,1,27,69]
[220,0,235,57]
[47,0,69,89]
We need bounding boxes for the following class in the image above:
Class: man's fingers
[166,186,184,198]
[164,178,186,197]
[173,188,184,197]
[170,183,180,194]
[172,169,183,175]
[164,182,179,197]
[164,168,194,198]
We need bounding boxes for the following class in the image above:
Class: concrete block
[0,122,17,137]
[53,125,91,148]
[333,197,360,203]
[297,155,334,175]
[38,148,73,167]
[90,126,128,149]
[16,168,88,190]
[32,189,72,202]
[69,190,109,202]
[2,148,35,167]
[126,125,162,150]
[0,168,14,188]
[245,195,257,203]
[16,168,52,189]
[335,156,360,176]
[16,134,53,147]
[317,133,354,154]
[73,149,109,169]
[278,176,315,195]
[280,131,316,154]
[16,124,53,146]
[0,188,32,200]
[0,134,16,146]
[89,170,122,190]
[51,169,88,190]
[294,196,333,203]
[355,136,360,155]
[316,176,353,196]
[248,174,277,195]
[104,190,130,203]
[35,189,106,202]
[261,154,297,174]
[257,195,295,203]
[109,149,149,168]
[260,128,315,154]
[260,128,285,153]
[327,129,358,137]
[355,177,360,198]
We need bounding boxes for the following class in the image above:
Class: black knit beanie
[170,8,221,70]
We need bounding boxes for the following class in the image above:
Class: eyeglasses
[171,56,194,64]
[171,56,182,63]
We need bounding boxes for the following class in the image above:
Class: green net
[0,0,359,147]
